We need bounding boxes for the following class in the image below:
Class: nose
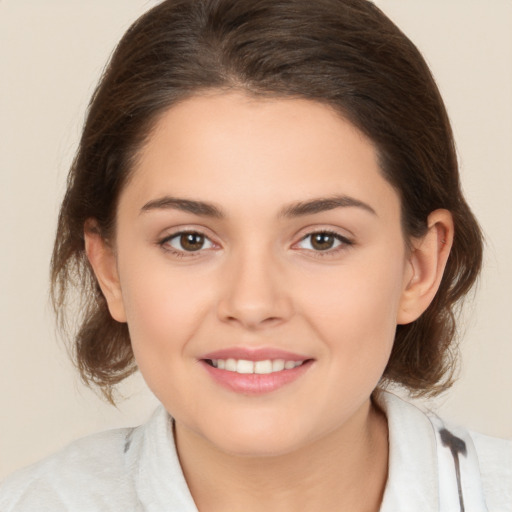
[217,246,293,330]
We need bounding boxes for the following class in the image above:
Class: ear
[84,219,127,323]
[397,209,454,325]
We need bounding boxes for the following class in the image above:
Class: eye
[296,231,352,252]
[161,231,215,253]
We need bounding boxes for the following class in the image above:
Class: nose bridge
[217,240,292,328]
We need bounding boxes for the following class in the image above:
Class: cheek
[116,252,214,363]
[119,268,216,403]
[297,248,406,361]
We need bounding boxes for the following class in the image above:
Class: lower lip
[200,360,313,395]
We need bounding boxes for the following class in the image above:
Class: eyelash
[157,229,354,258]
[158,231,216,258]
[295,230,354,257]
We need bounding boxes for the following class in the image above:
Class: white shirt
[1,392,510,511]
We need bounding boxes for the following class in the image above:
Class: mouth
[199,348,314,394]
[203,358,308,374]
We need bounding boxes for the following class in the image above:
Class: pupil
[312,233,334,250]
[181,233,204,251]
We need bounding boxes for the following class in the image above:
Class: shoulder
[0,423,141,512]
[377,390,511,511]
[1,406,199,512]
[470,429,512,510]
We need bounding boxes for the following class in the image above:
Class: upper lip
[200,347,311,362]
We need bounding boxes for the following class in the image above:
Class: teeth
[255,360,273,374]
[237,359,254,374]
[272,359,285,371]
[210,358,304,374]
[225,358,237,372]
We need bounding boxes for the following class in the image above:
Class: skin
[86,92,453,511]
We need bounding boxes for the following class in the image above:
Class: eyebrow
[140,194,376,218]
[140,197,224,218]
[279,195,377,218]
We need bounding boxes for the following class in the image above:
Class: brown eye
[310,233,336,251]
[165,232,214,252]
[181,233,204,251]
[296,231,351,253]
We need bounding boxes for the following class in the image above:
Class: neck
[174,398,389,512]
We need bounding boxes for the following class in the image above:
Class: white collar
[377,391,440,510]
[131,392,487,511]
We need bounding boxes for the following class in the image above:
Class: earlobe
[84,220,127,323]
[397,209,454,325]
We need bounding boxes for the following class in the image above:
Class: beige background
[1,0,511,479]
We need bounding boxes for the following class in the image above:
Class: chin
[214,433,304,459]
[194,412,318,458]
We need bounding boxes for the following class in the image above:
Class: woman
[1,1,510,510]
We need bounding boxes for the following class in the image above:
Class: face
[105,92,415,456]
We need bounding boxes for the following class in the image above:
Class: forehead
[121,92,400,222]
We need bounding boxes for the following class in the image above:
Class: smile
[207,358,305,374]
[201,353,313,394]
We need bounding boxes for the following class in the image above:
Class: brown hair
[51,0,483,402]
